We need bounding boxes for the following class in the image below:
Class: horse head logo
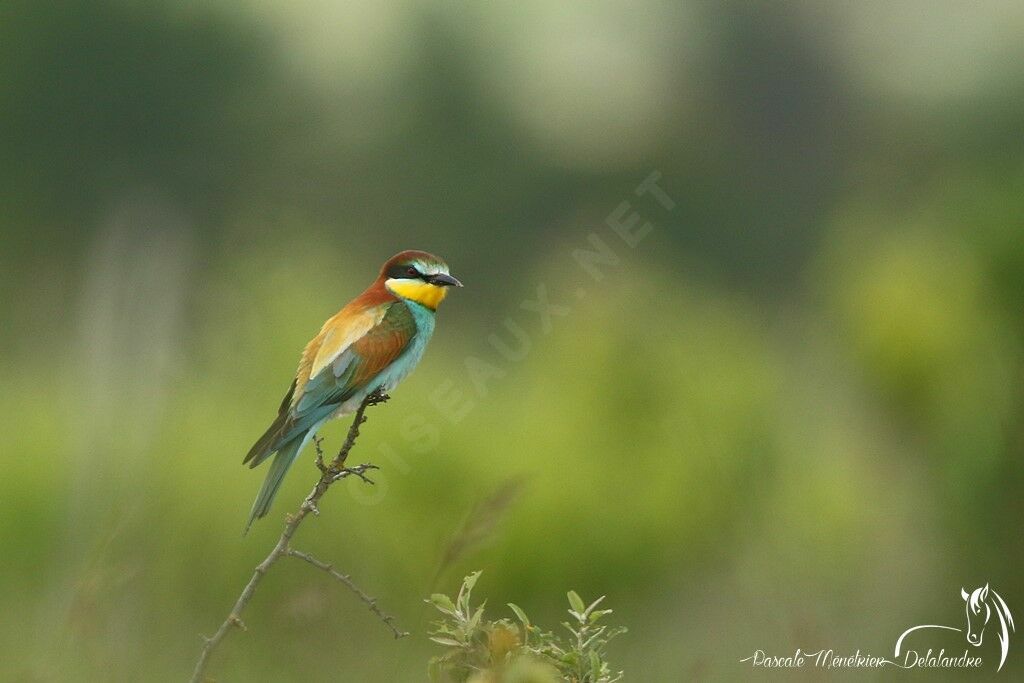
[963,584,991,646]
[962,584,1014,669]
[896,584,1015,672]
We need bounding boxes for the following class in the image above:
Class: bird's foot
[366,389,390,406]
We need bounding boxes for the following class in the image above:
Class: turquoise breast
[373,300,435,392]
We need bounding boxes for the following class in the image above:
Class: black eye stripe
[388,264,421,279]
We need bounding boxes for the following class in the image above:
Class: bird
[243,250,462,531]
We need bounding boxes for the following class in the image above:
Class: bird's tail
[245,432,307,533]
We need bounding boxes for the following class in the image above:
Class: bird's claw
[366,390,390,406]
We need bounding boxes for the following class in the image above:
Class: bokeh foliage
[1,1,1023,680]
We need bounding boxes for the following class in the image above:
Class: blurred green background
[2,1,1023,680]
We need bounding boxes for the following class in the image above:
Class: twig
[286,548,409,639]
[190,389,403,683]
[313,434,327,473]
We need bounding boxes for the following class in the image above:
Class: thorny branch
[286,548,406,636]
[190,390,404,683]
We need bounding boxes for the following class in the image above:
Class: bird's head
[381,250,462,310]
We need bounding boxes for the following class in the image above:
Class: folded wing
[244,301,415,467]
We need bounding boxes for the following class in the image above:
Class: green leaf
[590,650,602,676]
[429,593,457,614]
[431,624,456,636]
[507,602,531,627]
[567,591,586,614]
[469,602,486,630]
[457,571,482,612]
[589,609,613,623]
[429,636,464,647]
[463,571,481,593]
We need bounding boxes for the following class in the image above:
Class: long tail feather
[243,379,298,467]
[243,412,288,467]
[245,433,306,533]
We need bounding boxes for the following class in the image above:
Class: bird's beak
[428,273,463,287]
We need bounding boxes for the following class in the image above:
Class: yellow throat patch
[386,279,448,309]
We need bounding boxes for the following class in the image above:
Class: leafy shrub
[427,572,626,683]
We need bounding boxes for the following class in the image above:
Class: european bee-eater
[244,250,462,530]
